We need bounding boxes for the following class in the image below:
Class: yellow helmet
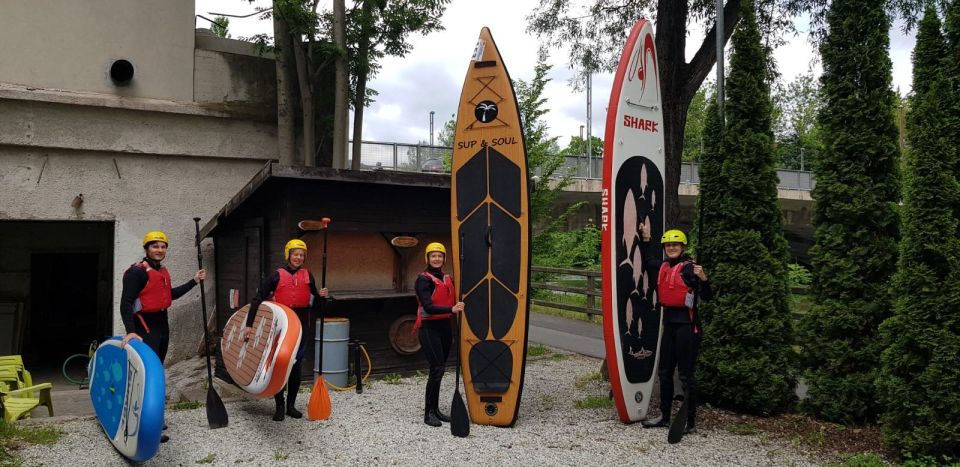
[424,242,446,264]
[284,239,308,261]
[143,231,169,248]
[661,229,688,245]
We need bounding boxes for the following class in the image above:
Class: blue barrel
[315,317,349,387]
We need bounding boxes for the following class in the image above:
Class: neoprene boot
[424,408,442,427]
[434,409,451,423]
[641,414,670,428]
[273,396,285,422]
[286,392,303,419]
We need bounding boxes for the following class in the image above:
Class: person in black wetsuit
[414,242,465,427]
[639,227,711,434]
[120,230,205,443]
[243,238,330,422]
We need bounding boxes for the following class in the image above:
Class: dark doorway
[30,253,100,366]
[0,220,113,383]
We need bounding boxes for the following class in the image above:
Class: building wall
[0,0,196,101]
[0,25,282,363]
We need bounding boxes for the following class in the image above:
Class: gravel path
[18,349,822,466]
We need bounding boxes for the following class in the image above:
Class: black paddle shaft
[193,218,214,384]
[194,217,228,429]
[317,222,330,381]
[450,232,470,438]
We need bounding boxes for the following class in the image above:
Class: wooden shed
[200,163,454,381]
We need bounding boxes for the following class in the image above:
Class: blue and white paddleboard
[89,337,165,462]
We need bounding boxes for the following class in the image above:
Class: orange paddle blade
[306,377,331,421]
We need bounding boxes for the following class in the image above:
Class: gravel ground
[18,349,824,466]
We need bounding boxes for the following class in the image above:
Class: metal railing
[349,141,815,191]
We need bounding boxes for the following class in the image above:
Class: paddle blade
[206,386,229,429]
[667,399,688,444]
[307,377,331,421]
[450,389,470,437]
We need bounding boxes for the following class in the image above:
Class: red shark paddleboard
[221,301,302,398]
[601,18,666,423]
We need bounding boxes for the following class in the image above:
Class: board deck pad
[601,18,667,423]
[452,27,530,427]
[221,301,302,398]
[89,338,165,462]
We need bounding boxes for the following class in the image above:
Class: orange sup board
[452,27,530,427]
[221,301,302,398]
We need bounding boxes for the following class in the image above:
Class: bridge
[351,141,816,262]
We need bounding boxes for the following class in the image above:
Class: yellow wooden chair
[0,355,36,396]
[0,367,53,422]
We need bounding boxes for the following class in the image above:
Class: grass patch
[541,395,557,410]
[273,450,289,461]
[726,422,761,435]
[171,400,204,411]
[528,344,549,357]
[839,452,887,467]
[531,304,603,324]
[575,371,604,389]
[413,370,427,383]
[196,453,217,464]
[382,373,403,385]
[574,395,614,409]
[0,419,61,466]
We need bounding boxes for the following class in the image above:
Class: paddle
[450,232,470,438]
[193,217,228,429]
[307,217,332,421]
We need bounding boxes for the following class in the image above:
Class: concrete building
[0,1,279,369]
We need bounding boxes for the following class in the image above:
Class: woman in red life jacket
[243,239,330,422]
[638,227,711,434]
[120,230,205,443]
[414,242,465,427]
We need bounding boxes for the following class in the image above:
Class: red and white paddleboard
[601,18,666,423]
[221,301,302,398]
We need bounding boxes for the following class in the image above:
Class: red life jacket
[657,260,699,333]
[137,261,172,313]
[657,261,692,308]
[413,272,455,332]
[273,267,312,308]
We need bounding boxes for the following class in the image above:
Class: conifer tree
[799,0,901,424]
[877,5,960,459]
[695,0,796,414]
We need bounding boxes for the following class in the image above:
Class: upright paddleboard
[221,301,302,398]
[89,337,165,462]
[452,27,530,427]
[601,18,666,423]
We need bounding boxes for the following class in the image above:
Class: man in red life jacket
[120,230,206,443]
[638,228,711,434]
[243,239,330,422]
[414,242,465,427]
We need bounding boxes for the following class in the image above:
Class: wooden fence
[530,266,602,316]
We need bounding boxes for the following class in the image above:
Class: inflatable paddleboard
[601,18,666,423]
[221,301,302,398]
[89,337,165,462]
[452,27,530,427]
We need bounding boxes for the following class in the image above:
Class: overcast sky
[196,0,916,149]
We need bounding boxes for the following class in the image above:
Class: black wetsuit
[642,244,712,427]
[120,257,197,363]
[415,267,454,419]
[248,265,327,412]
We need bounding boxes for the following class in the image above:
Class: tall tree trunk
[292,36,316,166]
[351,0,375,171]
[274,7,298,166]
[656,0,740,226]
[332,0,349,169]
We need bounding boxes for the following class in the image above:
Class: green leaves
[802,0,901,426]
[696,0,796,416]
